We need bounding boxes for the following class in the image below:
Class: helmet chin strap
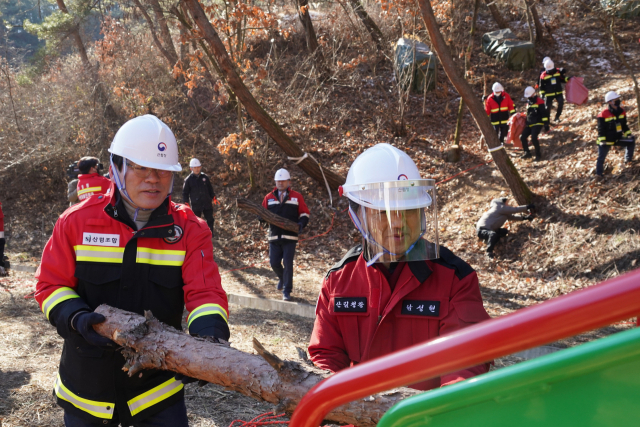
[348,205,425,267]
[110,154,174,221]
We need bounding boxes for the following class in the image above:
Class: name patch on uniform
[334,297,367,313]
[401,300,440,316]
[83,232,120,247]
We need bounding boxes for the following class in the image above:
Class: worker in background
[309,143,491,391]
[0,199,6,277]
[76,157,111,202]
[476,197,534,259]
[261,169,310,301]
[35,115,230,427]
[67,161,80,206]
[539,59,569,124]
[596,91,636,177]
[485,82,516,144]
[521,86,549,161]
[182,158,218,237]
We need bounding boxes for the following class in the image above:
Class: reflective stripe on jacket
[76,174,112,201]
[525,96,549,127]
[35,191,229,425]
[597,107,631,145]
[539,68,568,98]
[485,92,515,125]
[309,245,492,390]
[262,187,310,242]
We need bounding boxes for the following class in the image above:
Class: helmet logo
[158,142,167,152]
[398,174,408,180]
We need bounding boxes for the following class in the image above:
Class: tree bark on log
[182,0,345,191]
[416,0,533,204]
[93,305,419,427]
[483,0,510,30]
[237,198,299,233]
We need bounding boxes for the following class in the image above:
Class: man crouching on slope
[35,115,229,427]
[309,143,492,396]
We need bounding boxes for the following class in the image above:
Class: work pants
[521,126,542,158]
[545,94,564,121]
[192,207,214,236]
[596,137,636,176]
[493,124,509,143]
[477,227,508,253]
[269,241,297,296]
[63,398,188,427]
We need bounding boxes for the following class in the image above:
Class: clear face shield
[343,179,439,266]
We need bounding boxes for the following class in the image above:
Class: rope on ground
[228,412,288,426]
[287,152,333,205]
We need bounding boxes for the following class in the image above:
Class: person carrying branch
[595,91,636,177]
[182,158,219,237]
[309,143,491,395]
[476,197,534,259]
[521,86,550,161]
[35,115,230,427]
[261,169,310,301]
[484,82,516,144]
[539,59,569,124]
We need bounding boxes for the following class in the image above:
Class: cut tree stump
[236,198,299,233]
[93,305,419,426]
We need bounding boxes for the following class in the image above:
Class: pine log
[93,305,418,426]
[236,198,299,233]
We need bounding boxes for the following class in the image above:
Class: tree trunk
[149,0,180,63]
[529,2,545,43]
[93,305,419,427]
[55,0,117,122]
[297,0,319,53]
[523,0,534,43]
[347,0,385,51]
[483,0,510,30]
[237,198,299,233]
[182,0,345,191]
[416,0,534,204]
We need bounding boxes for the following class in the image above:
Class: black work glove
[523,214,534,222]
[526,203,535,211]
[544,124,550,132]
[298,222,304,234]
[72,311,116,349]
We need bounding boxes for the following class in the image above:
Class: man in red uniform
[76,157,112,201]
[309,143,491,391]
[261,169,310,301]
[485,82,516,144]
[596,91,635,177]
[36,115,229,427]
[0,199,6,276]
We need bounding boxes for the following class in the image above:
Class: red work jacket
[77,173,112,201]
[309,245,491,390]
[485,92,515,125]
[35,191,229,425]
[261,188,310,242]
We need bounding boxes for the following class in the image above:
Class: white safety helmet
[545,60,555,71]
[109,115,181,171]
[189,158,202,167]
[605,91,620,103]
[492,82,504,94]
[542,57,550,67]
[341,143,439,265]
[274,168,291,181]
[524,86,536,98]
